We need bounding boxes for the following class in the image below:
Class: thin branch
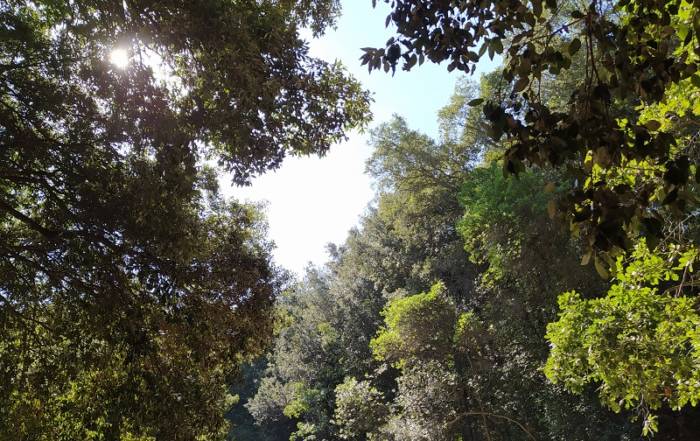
[0,197,60,239]
[448,411,537,441]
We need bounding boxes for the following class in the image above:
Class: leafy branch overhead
[0,0,370,439]
[364,0,700,258]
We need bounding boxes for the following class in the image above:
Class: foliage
[333,377,390,440]
[244,263,384,441]
[371,283,456,367]
[1,196,280,440]
[361,3,700,435]
[452,159,634,440]
[1,0,370,439]
[241,81,480,440]
[545,240,700,435]
[365,0,700,261]
[10,0,700,439]
[227,360,297,441]
[239,76,645,440]
[458,163,549,283]
[365,114,477,301]
[332,121,637,440]
[341,284,467,441]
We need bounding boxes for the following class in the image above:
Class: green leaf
[644,120,661,131]
[467,98,484,106]
[580,251,592,266]
[492,38,504,54]
[594,256,609,279]
[691,74,700,88]
[568,38,582,55]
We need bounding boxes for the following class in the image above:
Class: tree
[1,0,370,439]
[241,83,485,439]
[333,377,391,440]
[364,0,699,258]
[364,1,700,433]
[365,116,477,301]
[545,241,700,437]
[457,163,638,440]
[245,254,389,440]
[339,159,637,441]
[238,76,647,440]
[1,196,281,440]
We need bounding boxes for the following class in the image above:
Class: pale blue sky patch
[222,1,498,276]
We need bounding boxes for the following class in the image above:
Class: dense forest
[1,0,700,440]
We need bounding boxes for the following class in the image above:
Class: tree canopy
[1,1,370,439]
[227,1,700,436]
[230,78,644,441]
[364,0,699,258]
[360,1,700,435]
[5,1,700,440]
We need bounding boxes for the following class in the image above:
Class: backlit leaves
[365,0,700,258]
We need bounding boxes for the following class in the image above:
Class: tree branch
[0,197,59,239]
[448,411,537,440]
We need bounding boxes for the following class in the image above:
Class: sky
[221,1,497,276]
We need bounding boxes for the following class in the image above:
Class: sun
[109,48,129,69]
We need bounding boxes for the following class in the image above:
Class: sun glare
[109,48,129,69]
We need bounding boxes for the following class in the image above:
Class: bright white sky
[221,1,497,276]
